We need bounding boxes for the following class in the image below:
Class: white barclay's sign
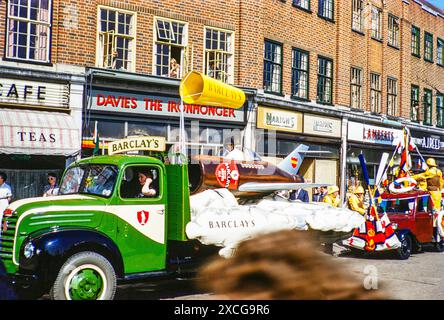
[0,78,70,109]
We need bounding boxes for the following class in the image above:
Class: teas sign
[108,136,166,155]
[0,78,69,108]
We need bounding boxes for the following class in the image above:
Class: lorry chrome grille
[0,215,18,261]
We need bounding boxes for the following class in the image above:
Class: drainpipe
[340,117,349,205]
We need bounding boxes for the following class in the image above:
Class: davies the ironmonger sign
[91,89,245,123]
[0,78,70,109]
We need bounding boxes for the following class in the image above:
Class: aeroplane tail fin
[277,144,309,176]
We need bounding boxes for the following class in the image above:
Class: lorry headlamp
[24,242,35,259]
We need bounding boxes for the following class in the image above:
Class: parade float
[343,127,444,259]
[0,71,364,300]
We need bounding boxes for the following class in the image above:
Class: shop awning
[0,108,81,156]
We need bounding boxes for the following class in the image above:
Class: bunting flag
[344,206,401,251]
[397,127,416,179]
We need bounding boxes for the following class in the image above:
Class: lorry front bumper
[0,258,39,287]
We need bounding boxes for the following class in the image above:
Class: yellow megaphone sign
[179,71,246,109]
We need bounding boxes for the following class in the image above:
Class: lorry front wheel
[50,251,117,300]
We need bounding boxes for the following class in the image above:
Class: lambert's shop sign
[348,122,402,146]
[0,78,69,109]
[91,89,245,123]
[256,106,302,133]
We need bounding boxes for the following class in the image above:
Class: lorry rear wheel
[50,251,116,300]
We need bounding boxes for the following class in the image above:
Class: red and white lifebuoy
[388,177,417,194]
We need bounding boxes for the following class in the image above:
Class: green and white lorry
[0,154,218,300]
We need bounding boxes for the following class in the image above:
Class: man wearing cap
[323,186,340,207]
[348,186,366,216]
[412,158,443,213]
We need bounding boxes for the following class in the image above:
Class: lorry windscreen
[59,164,119,198]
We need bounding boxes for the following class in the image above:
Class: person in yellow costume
[348,186,366,215]
[412,158,443,212]
[323,186,341,207]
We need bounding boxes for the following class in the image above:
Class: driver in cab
[136,171,157,198]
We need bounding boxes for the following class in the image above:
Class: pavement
[331,244,444,300]
[37,244,444,300]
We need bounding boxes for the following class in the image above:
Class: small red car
[379,190,444,259]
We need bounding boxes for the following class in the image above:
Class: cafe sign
[108,136,166,155]
[0,78,69,109]
[256,106,302,133]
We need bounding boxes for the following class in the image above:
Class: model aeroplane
[187,144,327,198]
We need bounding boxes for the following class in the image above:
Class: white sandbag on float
[186,189,365,257]
[305,206,365,232]
[189,188,239,217]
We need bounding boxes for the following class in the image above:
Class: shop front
[82,70,248,157]
[0,72,83,200]
[254,106,342,198]
[408,128,444,171]
[346,121,403,188]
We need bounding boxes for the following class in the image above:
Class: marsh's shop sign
[409,129,444,152]
[90,89,245,123]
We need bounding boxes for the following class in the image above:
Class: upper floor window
[438,38,444,67]
[424,32,433,62]
[204,28,234,84]
[263,40,282,94]
[154,18,187,79]
[388,15,399,48]
[351,0,363,33]
[317,56,333,104]
[371,7,382,40]
[293,0,310,11]
[318,0,334,20]
[437,93,444,128]
[370,73,381,113]
[97,7,135,71]
[423,89,432,126]
[387,78,398,116]
[350,67,362,109]
[291,48,309,99]
[6,0,52,63]
[411,85,420,123]
[412,26,420,57]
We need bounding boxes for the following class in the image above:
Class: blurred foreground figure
[198,230,387,300]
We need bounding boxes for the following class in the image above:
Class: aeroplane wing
[238,182,330,192]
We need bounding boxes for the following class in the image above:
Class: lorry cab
[0,154,201,300]
[378,190,443,258]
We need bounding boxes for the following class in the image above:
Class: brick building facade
[1,0,442,119]
[0,0,443,198]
